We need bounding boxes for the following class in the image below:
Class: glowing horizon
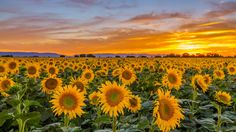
[0,0,236,56]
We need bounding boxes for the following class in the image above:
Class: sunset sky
[0,0,236,56]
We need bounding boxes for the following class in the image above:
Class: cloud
[124,12,189,24]
[0,7,23,14]
[205,1,236,18]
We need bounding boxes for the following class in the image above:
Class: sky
[0,0,236,56]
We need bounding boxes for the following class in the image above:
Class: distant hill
[0,52,61,57]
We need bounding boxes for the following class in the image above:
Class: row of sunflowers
[0,57,235,132]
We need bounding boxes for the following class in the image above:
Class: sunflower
[112,68,121,77]
[7,60,18,73]
[203,74,212,85]
[191,75,208,93]
[41,77,62,94]
[81,69,94,83]
[127,95,141,113]
[153,89,184,132]
[99,81,131,117]
[215,91,232,106]
[26,64,40,78]
[70,77,87,94]
[227,65,236,75]
[119,67,136,85]
[0,76,15,92]
[162,69,182,90]
[47,65,59,76]
[0,64,7,76]
[50,85,85,119]
[213,70,225,80]
[89,91,100,106]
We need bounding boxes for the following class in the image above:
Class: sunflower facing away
[153,89,184,132]
[162,69,182,90]
[89,91,100,106]
[41,76,62,94]
[119,67,136,85]
[99,81,131,117]
[215,91,232,106]
[50,85,85,119]
[191,75,208,93]
[0,76,15,92]
[127,95,141,113]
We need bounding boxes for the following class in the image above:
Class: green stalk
[64,115,70,131]
[216,105,222,132]
[112,117,116,132]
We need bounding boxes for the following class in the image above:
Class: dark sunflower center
[106,88,124,106]
[122,70,132,80]
[84,72,92,79]
[159,99,174,121]
[28,66,37,75]
[129,98,138,107]
[229,67,235,72]
[9,62,16,69]
[216,71,221,76]
[218,95,228,102]
[59,94,77,110]
[0,66,5,72]
[49,67,56,74]
[45,78,58,90]
[1,80,11,90]
[168,73,177,83]
[204,77,210,84]
[73,81,84,92]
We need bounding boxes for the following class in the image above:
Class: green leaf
[137,117,149,129]
[94,115,111,124]
[0,110,12,127]
[23,100,42,108]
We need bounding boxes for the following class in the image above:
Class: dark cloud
[124,12,189,24]
[205,1,236,17]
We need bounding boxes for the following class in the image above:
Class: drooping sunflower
[41,77,62,94]
[203,74,212,85]
[50,85,85,119]
[112,68,121,77]
[162,69,182,90]
[0,76,15,92]
[81,69,94,83]
[26,64,40,78]
[153,89,184,132]
[227,64,236,75]
[89,91,100,106]
[119,67,136,85]
[191,75,208,93]
[215,91,232,106]
[127,95,141,113]
[99,81,131,117]
[70,77,87,94]
[213,70,225,80]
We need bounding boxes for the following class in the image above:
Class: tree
[87,54,96,58]
[79,54,86,57]
[182,53,190,57]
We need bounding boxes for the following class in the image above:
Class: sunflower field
[0,57,235,132]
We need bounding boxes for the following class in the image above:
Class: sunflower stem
[216,105,222,132]
[64,115,70,131]
[112,117,117,132]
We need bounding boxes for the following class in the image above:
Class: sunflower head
[192,75,208,93]
[81,69,94,83]
[89,91,100,106]
[119,67,136,85]
[41,77,62,94]
[213,70,225,80]
[47,65,59,76]
[26,64,40,78]
[153,89,184,132]
[0,77,15,92]
[215,91,232,106]
[203,74,212,85]
[162,69,182,90]
[70,77,87,94]
[227,65,236,75]
[50,85,85,119]
[127,95,141,113]
[0,64,7,75]
[99,81,131,117]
